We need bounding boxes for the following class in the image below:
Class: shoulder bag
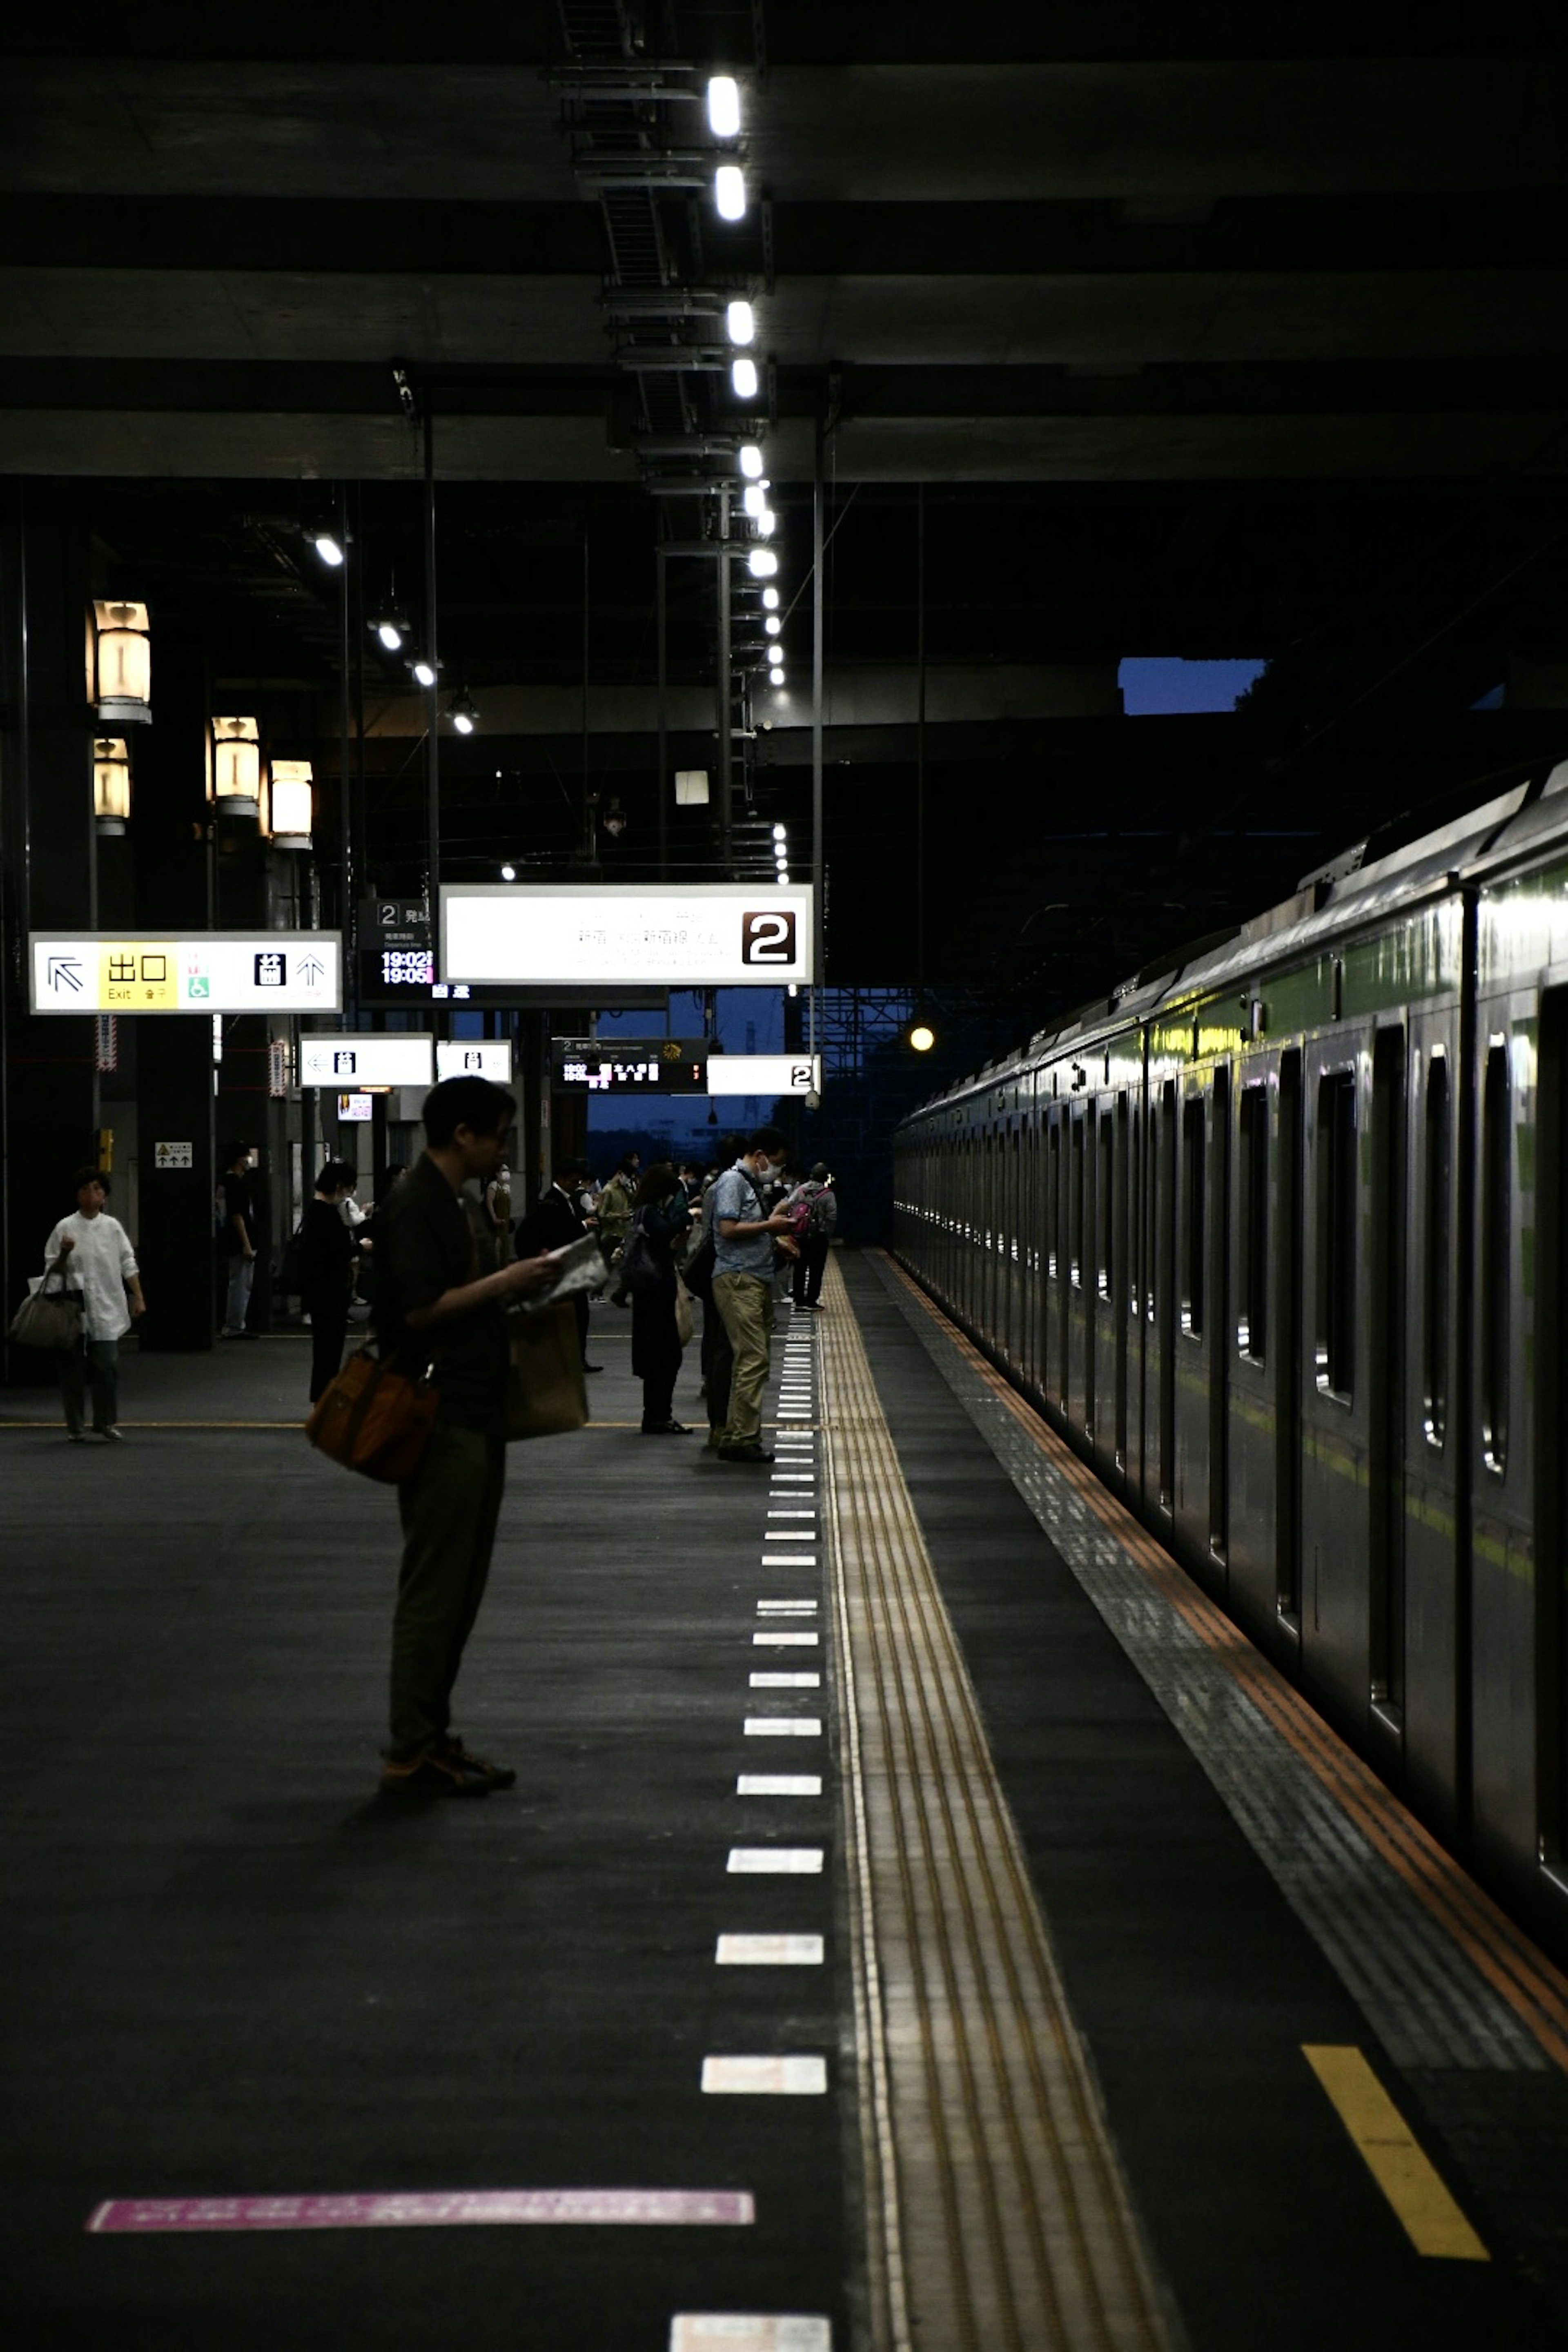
[9,1259,85,1353]
[616,1208,665,1299]
[306,1345,439,1484]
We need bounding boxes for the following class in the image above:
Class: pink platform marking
[87,2188,755,2233]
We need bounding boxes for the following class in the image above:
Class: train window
[1422,1055,1450,1448]
[1238,1083,1268,1362]
[1097,1111,1114,1300]
[1315,1070,1356,1399]
[1180,1096,1205,1337]
[1481,1041,1510,1476]
[1070,1116,1085,1287]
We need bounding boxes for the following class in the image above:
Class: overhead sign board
[552,1037,709,1095]
[435,1040,514,1083]
[443,885,814,988]
[30,932,341,1016]
[707,1054,823,1097]
[299,1034,434,1089]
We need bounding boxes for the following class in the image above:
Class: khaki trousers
[712,1270,774,1447]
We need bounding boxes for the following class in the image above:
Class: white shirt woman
[42,1173,145,1439]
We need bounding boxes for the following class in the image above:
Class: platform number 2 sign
[741,910,797,967]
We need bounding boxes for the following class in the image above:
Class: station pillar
[0,494,100,1376]
[130,633,215,1351]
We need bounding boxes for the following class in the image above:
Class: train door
[1067,1104,1090,1433]
[1154,1079,1178,1514]
[1094,1100,1119,1460]
[1368,1028,1409,1774]
[1127,1073,1148,1505]
[1538,991,1568,1882]
[1399,1037,1462,1826]
[1043,1105,1064,1408]
[1172,1070,1221,1582]
[1211,1068,1232,1568]
[1276,1049,1304,1634]
[1020,1115,1029,1373]
[1227,1061,1276,1638]
[1299,1028,1376,1735]
[1468,998,1542,1887]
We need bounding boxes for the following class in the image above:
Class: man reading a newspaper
[373,1075,554,1798]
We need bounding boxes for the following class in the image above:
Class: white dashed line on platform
[669,2308,832,2350]
[715,1935,825,1967]
[737,1775,823,1797]
[750,1671,820,1688]
[753,1629,820,1645]
[700,2056,828,2095]
[744,1718,823,1737]
[757,1599,817,1615]
[726,1848,824,1874]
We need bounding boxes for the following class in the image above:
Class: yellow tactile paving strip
[819,1255,1170,2352]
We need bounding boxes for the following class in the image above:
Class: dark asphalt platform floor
[7,1267,1563,2351]
[1,1300,849,2350]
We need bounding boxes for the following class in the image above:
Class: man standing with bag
[710,1125,799,1465]
[373,1076,553,1799]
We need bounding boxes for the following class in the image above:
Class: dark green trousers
[389,1421,507,1759]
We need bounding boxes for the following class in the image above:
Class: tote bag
[8,1266,84,1353]
[505,1299,589,1442]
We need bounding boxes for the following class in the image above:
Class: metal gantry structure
[550,3,784,884]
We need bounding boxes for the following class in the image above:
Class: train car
[893,762,1568,1957]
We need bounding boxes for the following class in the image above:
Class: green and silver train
[894,763,1568,1958]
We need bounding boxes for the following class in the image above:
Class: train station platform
[4,1251,1568,2350]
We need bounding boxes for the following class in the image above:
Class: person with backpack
[785,1163,837,1311]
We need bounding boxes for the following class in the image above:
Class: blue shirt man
[710,1125,796,1463]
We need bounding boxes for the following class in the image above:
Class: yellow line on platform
[1301,2046,1488,2260]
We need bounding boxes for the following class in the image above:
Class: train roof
[905,758,1568,1124]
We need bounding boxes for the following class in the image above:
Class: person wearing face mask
[709,1124,800,1464]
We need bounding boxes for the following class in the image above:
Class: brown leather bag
[306,1347,439,1483]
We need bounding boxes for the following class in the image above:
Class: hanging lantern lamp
[92,737,131,835]
[87,601,151,726]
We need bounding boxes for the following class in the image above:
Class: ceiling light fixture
[310,528,345,568]
[706,75,741,137]
[757,509,776,537]
[738,441,764,479]
[747,547,778,578]
[370,603,408,653]
[410,655,438,688]
[731,355,758,400]
[449,689,478,735]
[726,299,755,346]
[714,164,746,220]
[500,863,516,881]
[772,823,786,842]
[762,586,780,610]
[743,481,766,518]
[765,615,781,637]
